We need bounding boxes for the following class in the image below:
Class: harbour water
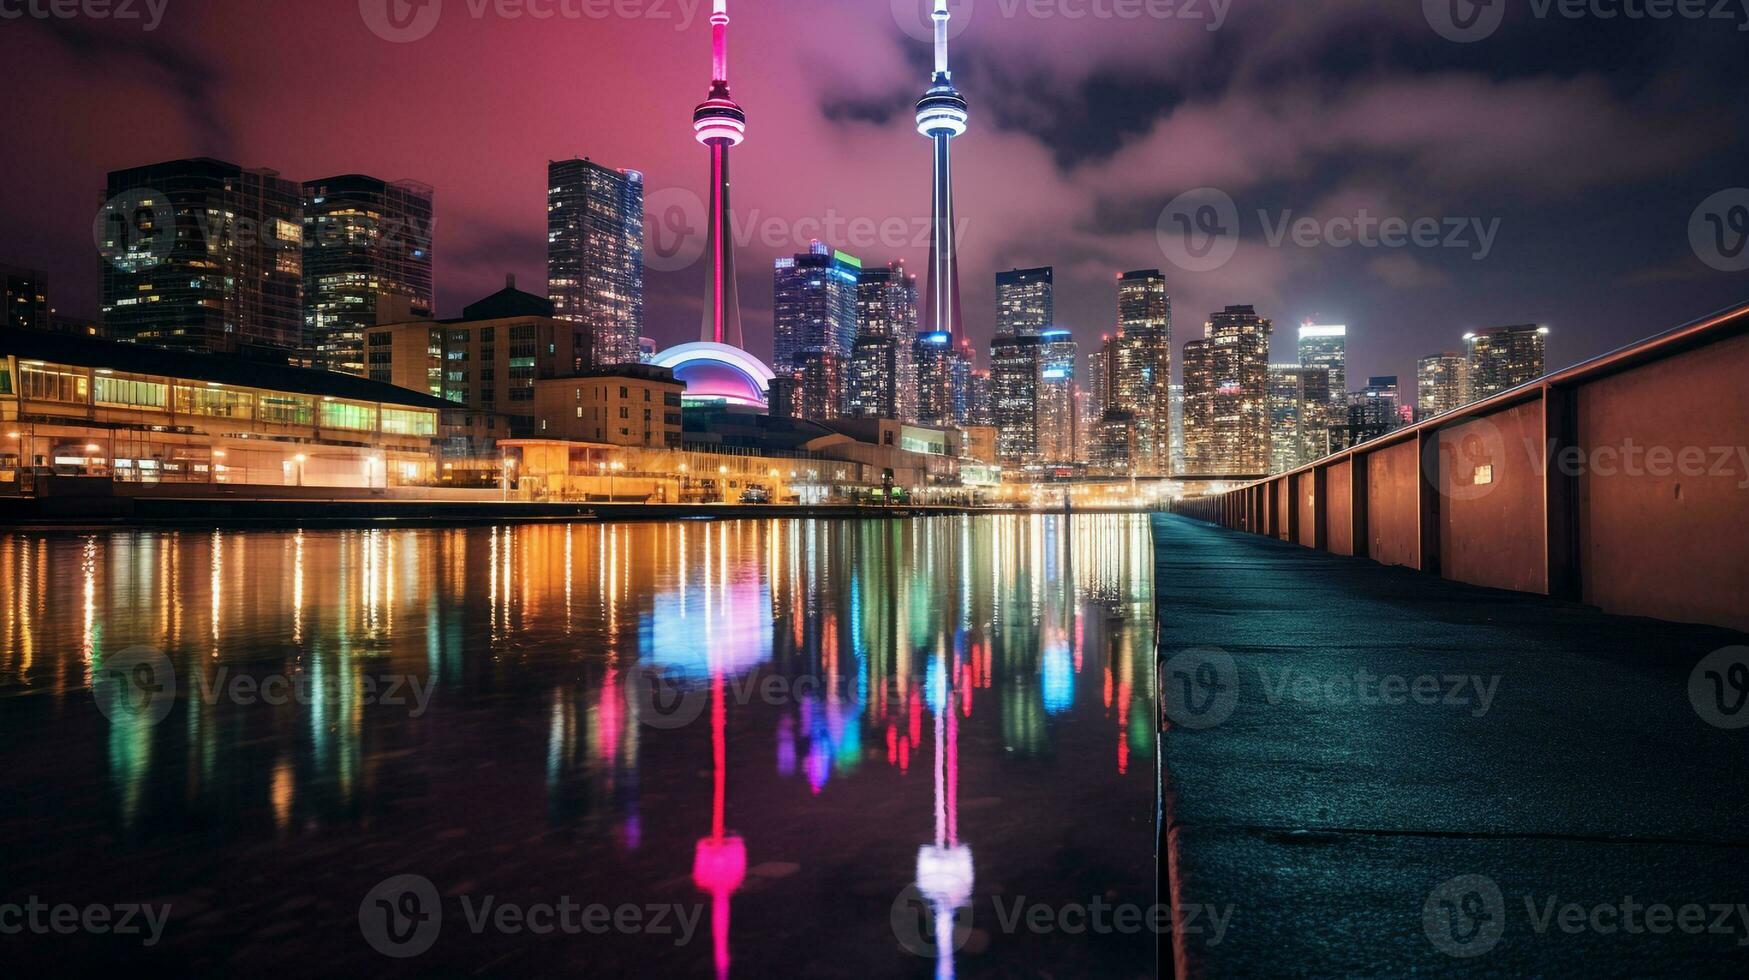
[0,515,1157,977]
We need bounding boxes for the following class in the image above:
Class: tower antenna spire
[694,0,746,350]
[914,0,970,425]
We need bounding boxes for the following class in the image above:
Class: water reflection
[0,515,1155,975]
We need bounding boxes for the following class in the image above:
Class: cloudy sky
[3,0,1747,386]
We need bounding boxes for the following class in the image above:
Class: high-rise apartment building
[1037,329,1078,466]
[850,261,918,420]
[774,241,861,417]
[990,333,1042,467]
[1417,351,1469,419]
[1267,364,1331,473]
[101,158,303,353]
[1297,323,1347,406]
[1465,324,1548,400]
[995,266,1053,337]
[1117,269,1170,334]
[547,158,645,367]
[302,174,434,376]
[1182,305,1273,476]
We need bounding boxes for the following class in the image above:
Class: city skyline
[3,2,1747,391]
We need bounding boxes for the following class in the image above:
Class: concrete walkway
[1152,513,1749,976]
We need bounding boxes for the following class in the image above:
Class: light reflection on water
[0,515,1156,977]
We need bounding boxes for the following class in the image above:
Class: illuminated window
[94,376,169,409]
[0,366,11,395]
[258,394,314,426]
[381,408,436,436]
[19,364,89,403]
[320,400,376,431]
[173,386,253,419]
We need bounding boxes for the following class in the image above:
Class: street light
[293,453,307,488]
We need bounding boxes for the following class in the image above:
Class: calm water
[0,515,1157,977]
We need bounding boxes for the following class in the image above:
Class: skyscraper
[773,241,860,418]
[100,158,303,353]
[547,158,644,367]
[1465,324,1548,400]
[1267,363,1331,473]
[1182,305,1274,476]
[1117,269,1170,334]
[1037,329,1078,467]
[1297,322,1347,406]
[990,333,1042,468]
[1332,376,1409,450]
[850,260,918,420]
[914,0,969,427]
[695,0,747,350]
[995,267,1053,337]
[1417,351,1469,419]
[302,174,434,376]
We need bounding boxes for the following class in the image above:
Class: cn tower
[915,0,970,425]
[694,0,746,349]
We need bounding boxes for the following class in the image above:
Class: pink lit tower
[694,0,746,349]
[913,0,971,426]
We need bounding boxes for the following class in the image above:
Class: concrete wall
[1366,439,1421,569]
[1576,330,1749,632]
[1438,401,1547,595]
[1326,461,1353,556]
[1169,307,1749,633]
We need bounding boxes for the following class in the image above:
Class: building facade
[1417,351,1469,419]
[1266,363,1331,473]
[101,158,303,354]
[1465,324,1548,400]
[850,260,918,420]
[547,158,645,367]
[1297,323,1347,407]
[1182,305,1273,476]
[0,332,441,493]
[2,264,48,332]
[989,333,1042,468]
[995,266,1053,337]
[302,174,435,376]
[1036,329,1078,467]
[533,365,684,448]
[774,241,860,417]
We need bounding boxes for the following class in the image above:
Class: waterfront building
[1266,363,1331,473]
[0,331,442,492]
[916,0,970,413]
[301,174,434,376]
[533,364,684,448]
[547,158,644,367]
[1297,322,1347,406]
[965,367,993,426]
[774,242,860,417]
[1465,324,1548,400]
[995,267,1052,337]
[373,277,591,455]
[1182,305,1273,476]
[849,335,902,419]
[2,264,48,332]
[101,158,303,354]
[1090,408,1138,477]
[1105,326,1171,475]
[1417,351,1469,419]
